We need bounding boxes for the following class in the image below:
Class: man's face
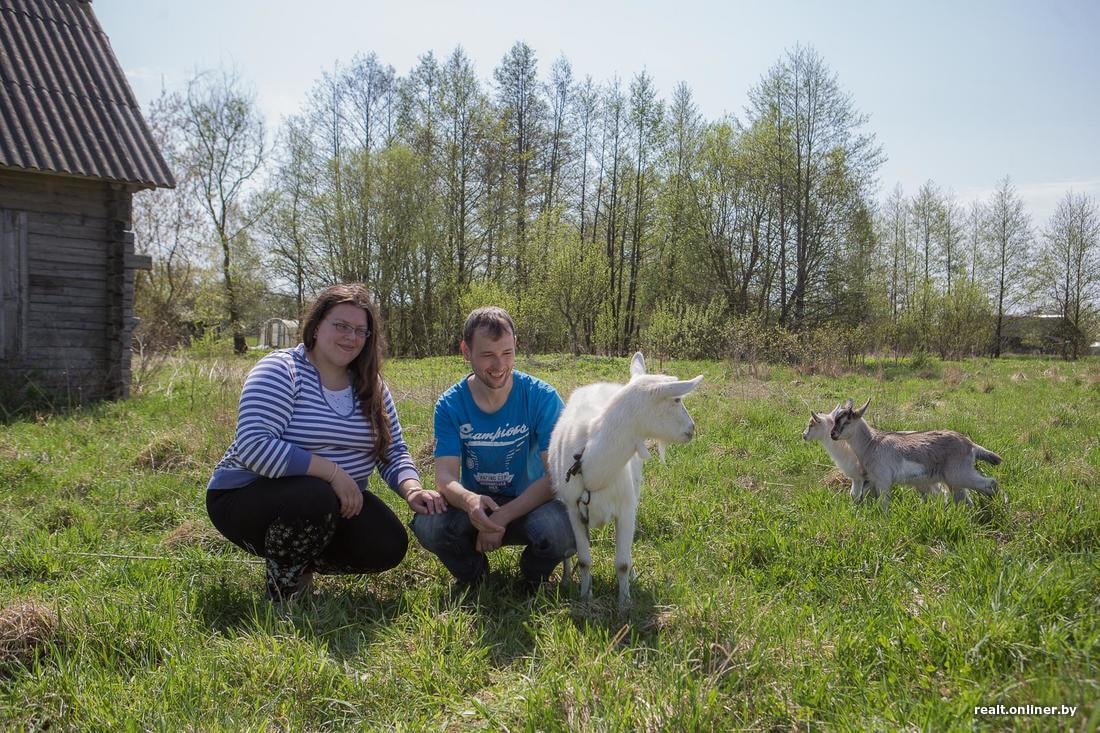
[462,327,515,391]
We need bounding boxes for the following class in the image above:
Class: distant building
[0,0,175,404]
[1000,314,1074,355]
[259,319,299,349]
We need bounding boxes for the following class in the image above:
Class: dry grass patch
[0,600,58,666]
[942,366,965,386]
[134,434,201,472]
[413,437,436,475]
[163,520,227,552]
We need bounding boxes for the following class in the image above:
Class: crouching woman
[206,283,446,601]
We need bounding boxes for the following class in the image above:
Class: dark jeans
[207,475,408,598]
[410,494,576,585]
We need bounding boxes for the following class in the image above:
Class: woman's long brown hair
[301,284,391,460]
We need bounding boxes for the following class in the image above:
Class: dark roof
[0,0,175,188]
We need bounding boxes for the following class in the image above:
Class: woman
[207,284,446,601]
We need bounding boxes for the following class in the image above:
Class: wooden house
[0,0,174,404]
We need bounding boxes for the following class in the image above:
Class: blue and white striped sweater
[207,344,419,494]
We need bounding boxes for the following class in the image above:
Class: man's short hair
[462,306,516,345]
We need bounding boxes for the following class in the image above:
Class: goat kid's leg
[614,511,637,609]
[849,478,863,504]
[565,508,594,600]
[877,482,892,513]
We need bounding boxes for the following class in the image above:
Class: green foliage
[186,327,236,360]
[642,296,728,361]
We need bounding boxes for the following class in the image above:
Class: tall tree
[747,46,883,329]
[493,42,544,286]
[623,71,663,348]
[984,176,1033,357]
[132,90,205,349]
[938,192,964,294]
[181,70,268,354]
[1040,192,1100,358]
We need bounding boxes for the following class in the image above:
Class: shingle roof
[0,0,175,188]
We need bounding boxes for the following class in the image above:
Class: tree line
[133,43,1100,361]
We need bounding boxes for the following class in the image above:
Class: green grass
[2,352,1098,730]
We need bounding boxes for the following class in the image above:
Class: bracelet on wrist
[327,463,339,483]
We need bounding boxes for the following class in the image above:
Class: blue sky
[95,0,1100,226]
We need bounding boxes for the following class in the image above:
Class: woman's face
[312,303,371,369]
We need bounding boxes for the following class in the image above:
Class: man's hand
[476,528,505,553]
[330,468,364,518]
[464,493,504,534]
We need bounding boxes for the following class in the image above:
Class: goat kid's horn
[855,397,871,417]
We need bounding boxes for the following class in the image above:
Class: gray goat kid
[830,398,1002,511]
[803,400,943,504]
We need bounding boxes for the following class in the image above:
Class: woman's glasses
[328,320,371,340]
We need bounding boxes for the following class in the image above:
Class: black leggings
[207,476,408,597]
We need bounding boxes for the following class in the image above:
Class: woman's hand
[330,467,364,518]
[404,485,447,515]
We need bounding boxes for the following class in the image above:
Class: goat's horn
[855,397,871,417]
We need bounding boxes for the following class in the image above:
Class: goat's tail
[974,445,1002,465]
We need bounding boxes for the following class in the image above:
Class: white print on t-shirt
[474,471,515,488]
[459,422,529,445]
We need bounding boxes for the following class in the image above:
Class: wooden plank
[28,248,109,268]
[37,332,108,350]
[1,210,30,360]
[0,187,110,218]
[27,218,111,241]
[27,264,108,281]
[29,272,110,290]
[29,288,108,303]
[21,346,107,363]
[126,253,152,270]
[28,231,109,253]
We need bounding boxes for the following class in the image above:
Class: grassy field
[1,352,1098,731]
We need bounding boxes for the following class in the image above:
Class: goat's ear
[630,352,646,377]
[844,397,854,410]
[854,397,870,417]
[661,374,703,398]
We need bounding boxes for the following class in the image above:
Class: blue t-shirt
[434,370,564,497]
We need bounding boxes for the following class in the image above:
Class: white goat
[802,401,943,504]
[830,398,1002,511]
[550,352,703,607]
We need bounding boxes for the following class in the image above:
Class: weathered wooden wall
[0,168,147,404]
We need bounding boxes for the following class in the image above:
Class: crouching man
[411,306,575,594]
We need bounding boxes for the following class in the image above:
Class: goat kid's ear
[844,398,854,410]
[630,352,647,377]
[855,397,871,417]
[661,374,704,398]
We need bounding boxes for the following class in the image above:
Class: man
[411,306,575,593]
